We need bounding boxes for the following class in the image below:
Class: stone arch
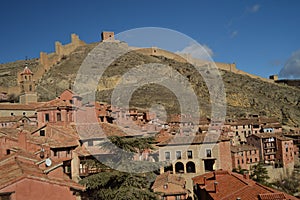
[186,161,196,173]
[175,162,184,174]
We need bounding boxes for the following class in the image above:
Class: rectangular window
[187,150,193,159]
[206,149,212,157]
[176,195,181,200]
[45,113,49,122]
[176,151,182,159]
[40,130,45,136]
[0,193,12,200]
[88,140,93,146]
[165,152,170,160]
[53,150,57,156]
[57,113,61,121]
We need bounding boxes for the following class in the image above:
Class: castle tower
[19,65,37,104]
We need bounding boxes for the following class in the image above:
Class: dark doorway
[175,162,184,173]
[204,159,215,171]
[186,161,196,173]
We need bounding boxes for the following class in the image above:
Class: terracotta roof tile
[157,134,229,146]
[192,170,298,200]
[0,103,40,110]
[152,172,188,195]
[231,144,258,153]
[20,66,33,75]
[0,151,84,191]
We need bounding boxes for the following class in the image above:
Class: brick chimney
[18,129,27,150]
[203,176,207,185]
[214,181,219,193]
[243,171,250,179]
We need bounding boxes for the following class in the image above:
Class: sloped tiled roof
[152,171,188,195]
[0,151,84,191]
[36,98,74,110]
[231,144,258,153]
[157,134,229,146]
[0,103,40,110]
[192,170,298,200]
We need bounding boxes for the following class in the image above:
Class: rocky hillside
[1,42,300,127]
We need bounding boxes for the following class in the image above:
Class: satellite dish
[45,158,52,167]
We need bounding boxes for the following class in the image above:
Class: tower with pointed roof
[19,64,37,104]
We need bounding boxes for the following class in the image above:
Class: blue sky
[1,0,300,78]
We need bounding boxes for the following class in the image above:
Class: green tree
[80,170,157,200]
[79,136,159,200]
[250,162,270,185]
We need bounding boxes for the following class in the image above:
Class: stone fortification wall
[40,33,85,69]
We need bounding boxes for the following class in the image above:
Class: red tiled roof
[0,151,84,191]
[157,134,229,146]
[231,144,258,153]
[30,124,79,148]
[36,98,74,110]
[192,170,298,200]
[20,66,33,75]
[152,172,188,195]
[0,103,40,110]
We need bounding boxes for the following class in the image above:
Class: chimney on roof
[214,181,218,193]
[243,171,250,180]
[18,129,27,150]
[203,176,207,186]
[213,171,217,180]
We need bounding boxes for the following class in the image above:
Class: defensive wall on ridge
[1,31,276,96]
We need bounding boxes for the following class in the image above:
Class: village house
[152,171,189,200]
[247,133,295,169]
[231,144,260,171]
[157,133,232,175]
[192,169,298,200]
[0,150,84,200]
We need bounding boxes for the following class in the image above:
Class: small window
[29,85,32,91]
[40,130,45,136]
[6,149,10,155]
[250,158,252,163]
[176,195,181,200]
[54,150,57,156]
[57,113,61,121]
[88,140,93,146]
[206,149,212,157]
[237,159,240,165]
[165,152,170,160]
[45,113,49,122]
[10,113,14,116]
[23,112,26,116]
[176,151,181,159]
[0,193,12,200]
[69,100,73,104]
[187,150,193,159]
[236,131,239,136]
